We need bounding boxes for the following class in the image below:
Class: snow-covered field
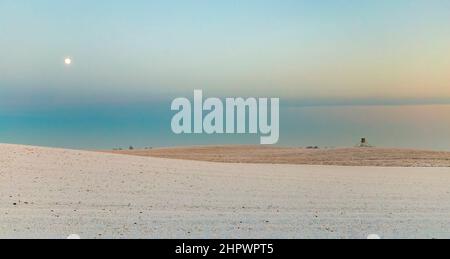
[1,144,450,239]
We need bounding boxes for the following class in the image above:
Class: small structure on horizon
[358,137,373,148]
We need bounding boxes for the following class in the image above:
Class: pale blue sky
[1,0,450,100]
[1,1,450,149]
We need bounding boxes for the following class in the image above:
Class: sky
[1,0,450,101]
[1,0,450,148]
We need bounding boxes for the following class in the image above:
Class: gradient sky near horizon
[1,0,450,149]
[1,0,450,101]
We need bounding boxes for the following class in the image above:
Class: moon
[64,58,72,65]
